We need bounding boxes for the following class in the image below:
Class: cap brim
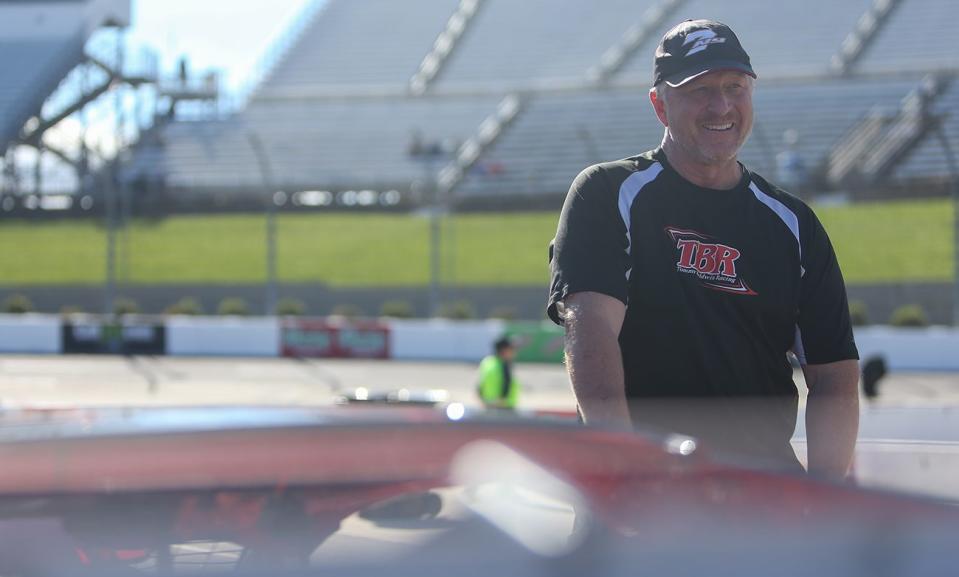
[663,61,756,88]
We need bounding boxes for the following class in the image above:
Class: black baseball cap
[653,19,756,87]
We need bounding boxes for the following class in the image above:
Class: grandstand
[614,0,874,81]
[0,0,133,209]
[0,0,129,148]
[114,0,959,213]
[856,0,959,75]
[431,0,664,90]
[456,77,924,201]
[891,79,959,184]
[256,0,461,98]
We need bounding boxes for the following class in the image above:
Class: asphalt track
[2,354,959,409]
[2,355,959,499]
[0,355,574,410]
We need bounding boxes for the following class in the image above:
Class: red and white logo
[665,227,757,296]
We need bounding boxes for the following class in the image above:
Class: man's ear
[649,87,668,127]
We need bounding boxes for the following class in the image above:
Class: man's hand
[562,292,631,428]
[803,359,860,480]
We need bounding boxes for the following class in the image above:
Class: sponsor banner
[63,316,166,355]
[505,322,565,364]
[281,318,390,359]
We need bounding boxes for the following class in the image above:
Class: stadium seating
[614,0,874,82]
[255,0,460,98]
[890,78,959,183]
[431,0,661,90]
[456,78,920,199]
[126,95,502,197]
[856,0,959,75]
[118,0,959,208]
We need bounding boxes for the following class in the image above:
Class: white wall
[385,323,959,367]
[855,326,959,371]
[166,316,280,357]
[0,314,61,354]
[389,319,506,362]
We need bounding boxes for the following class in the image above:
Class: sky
[31,0,318,170]
[126,0,317,96]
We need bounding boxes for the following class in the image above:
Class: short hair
[652,84,667,103]
[494,336,513,353]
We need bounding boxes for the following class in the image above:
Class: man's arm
[802,359,860,480]
[562,292,631,428]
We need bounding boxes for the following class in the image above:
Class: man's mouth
[703,122,734,132]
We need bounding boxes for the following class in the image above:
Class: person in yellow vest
[477,337,520,410]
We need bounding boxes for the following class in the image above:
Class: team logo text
[682,30,727,57]
[666,227,757,296]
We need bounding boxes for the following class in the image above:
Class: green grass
[818,198,954,283]
[0,220,107,284]
[0,199,952,286]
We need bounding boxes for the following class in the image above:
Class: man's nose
[706,90,733,115]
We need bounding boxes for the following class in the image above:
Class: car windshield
[1,0,959,575]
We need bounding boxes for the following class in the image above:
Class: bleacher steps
[826,74,951,186]
[437,93,523,196]
[410,0,484,95]
[831,0,902,76]
[589,0,685,84]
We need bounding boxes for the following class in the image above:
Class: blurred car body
[0,405,955,576]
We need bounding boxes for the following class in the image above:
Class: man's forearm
[564,313,631,427]
[804,360,860,480]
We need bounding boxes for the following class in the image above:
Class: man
[547,20,859,478]
[477,337,521,410]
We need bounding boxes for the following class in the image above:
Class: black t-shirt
[547,149,859,461]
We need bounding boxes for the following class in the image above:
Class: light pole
[933,121,959,326]
[419,151,443,318]
[104,167,117,315]
[247,133,277,316]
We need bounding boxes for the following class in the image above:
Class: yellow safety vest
[477,355,520,409]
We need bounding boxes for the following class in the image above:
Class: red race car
[0,405,954,576]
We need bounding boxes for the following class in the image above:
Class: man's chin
[669,139,743,169]
[696,149,741,167]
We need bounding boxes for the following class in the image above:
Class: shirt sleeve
[795,209,859,365]
[546,165,630,325]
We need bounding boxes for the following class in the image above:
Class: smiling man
[547,20,860,478]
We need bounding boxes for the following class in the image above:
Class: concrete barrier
[166,316,280,357]
[855,326,959,371]
[1,313,958,370]
[389,319,506,362]
[0,314,60,354]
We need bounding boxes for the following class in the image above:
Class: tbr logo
[665,227,757,296]
[682,29,727,57]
